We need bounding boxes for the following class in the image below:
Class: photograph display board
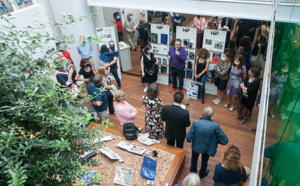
[202,29,227,63]
[95,26,121,80]
[175,26,197,89]
[150,24,170,85]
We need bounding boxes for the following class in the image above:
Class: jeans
[167,139,184,149]
[104,91,115,114]
[197,74,207,99]
[171,67,184,89]
[190,151,210,175]
[111,68,121,88]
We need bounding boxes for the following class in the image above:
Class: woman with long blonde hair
[213,145,248,186]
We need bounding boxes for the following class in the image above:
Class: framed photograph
[157,57,161,63]
[163,58,167,65]
[189,51,195,59]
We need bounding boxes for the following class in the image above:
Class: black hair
[174,92,184,103]
[100,45,108,54]
[113,12,119,18]
[250,66,260,78]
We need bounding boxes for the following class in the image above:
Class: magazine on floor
[114,166,133,186]
[117,141,146,155]
[82,171,98,185]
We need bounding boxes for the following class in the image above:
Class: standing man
[161,92,191,149]
[171,13,186,40]
[105,41,121,89]
[221,17,235,47]
[168,39,187,93]
[123,13,137,51]
[77,35,95,69]
[88,75,109,122]
[193,15,207,48]
[186,107,228,179]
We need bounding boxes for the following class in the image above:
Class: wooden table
[87,122,186,185]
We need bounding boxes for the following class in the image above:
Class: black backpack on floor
[123,123,138,140]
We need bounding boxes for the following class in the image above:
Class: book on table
[114,166,133,186]
[117,141,146,155]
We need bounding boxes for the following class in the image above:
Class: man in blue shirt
[77,35,95,69]
[186,107,228,179]
[88,75,109,122]
[168,39,186,93]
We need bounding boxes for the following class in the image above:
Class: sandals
[229,107,236,111]
[236,115,243,119]
[240,119,247,124]
[224,103,230,108]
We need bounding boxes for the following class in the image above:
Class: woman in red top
[110,12,123,41]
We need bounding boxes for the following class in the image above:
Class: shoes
[170,88,176,93]
[201,97,205,104]
[138,127,142,133]
[213,98,219,103]
[133,48,137,51]
[268,113,275,119]
[180,89,184,94]
[279,113,288,120]
[236,115,243,119]
[240,119,247,124]
[229,107,235,111]
[251,127,257,131]
[110,112,115,115]
[143,87,148,92]
[224,103,230,108]
[199,169,209,179]
[214,99,222,105]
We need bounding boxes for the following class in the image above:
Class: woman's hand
[84,78,90,82]
[217,67,220,72]
[142,72,145,77]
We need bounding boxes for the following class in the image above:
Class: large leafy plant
[0,12,109,185]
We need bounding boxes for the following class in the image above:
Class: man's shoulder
[194,119,219,126]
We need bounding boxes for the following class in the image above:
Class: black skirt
[215,78,228,91]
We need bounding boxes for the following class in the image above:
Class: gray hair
[204,107,214,118]
[93,75,103,85]
[182,173,201,186]
[176,38,182,44]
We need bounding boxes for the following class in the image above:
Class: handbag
[251,45,264,70]
[145,66,155,76]
[123,123,139,140]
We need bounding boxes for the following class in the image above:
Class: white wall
[49,0,98,72]
[35,0,62,37]
[91,6,106,28]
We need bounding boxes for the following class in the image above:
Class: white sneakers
[143,87,148,92]
[213,98,222,105]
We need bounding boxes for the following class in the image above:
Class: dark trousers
[196,74,207,99]
[167,139,184,149]
[104,91,115,114]
[171,67,184,89]
[190,151,210,175]
[118,32,123,42]
[111,68,121,88]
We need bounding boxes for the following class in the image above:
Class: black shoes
[201,97,205,104]
[199,169,209,179]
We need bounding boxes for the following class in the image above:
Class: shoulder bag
[144,54,156,76]
[239,164,245,186]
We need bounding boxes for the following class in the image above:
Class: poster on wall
[95,26,121,80]
[151,24,170,85]
[176,26,197,91]
[202,29,227,62]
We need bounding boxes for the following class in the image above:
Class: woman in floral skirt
[142,83,164,139]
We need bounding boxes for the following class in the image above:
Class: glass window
[280,0,300,3]
[261,22,300,186]
[14,0,33,10]
[0,0,14,15]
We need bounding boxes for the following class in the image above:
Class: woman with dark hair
[227,39,237,64]
[236,66,261,124]
[225,55,247,111]
[141,45,158,92]
[75,58,96,85]
[194,48,210,104]
[213,52,232,105]
[137,19,149,52]
[142,83,164,139]
[238,36,252,71]
[213,145,248,186]
[110,12,123,41]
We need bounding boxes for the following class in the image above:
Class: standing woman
[238,36,252,71]
[141,45,158,92]
[225,55,247,111]
[194,48,210,104]
[110,12,123,41]
[237,66,261,124]
[213,145,248,186]
[227,39,237,64]
[142,83,164,139]
[213,52,232,105]
[75,58,96,85]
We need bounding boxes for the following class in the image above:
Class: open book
[114,166,133,186]
[99,147,121,160]
[117,141,146,155]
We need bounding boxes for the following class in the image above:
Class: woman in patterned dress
[142,83,164,139]
[224,55,247,111]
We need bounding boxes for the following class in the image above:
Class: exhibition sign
[151,24,170,85]
[95,26,121,80]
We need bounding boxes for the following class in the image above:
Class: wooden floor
[84,73,259,186]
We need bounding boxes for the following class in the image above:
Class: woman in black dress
[75,58,96,85]
[141,45,158,92]
[236,66,261,124]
